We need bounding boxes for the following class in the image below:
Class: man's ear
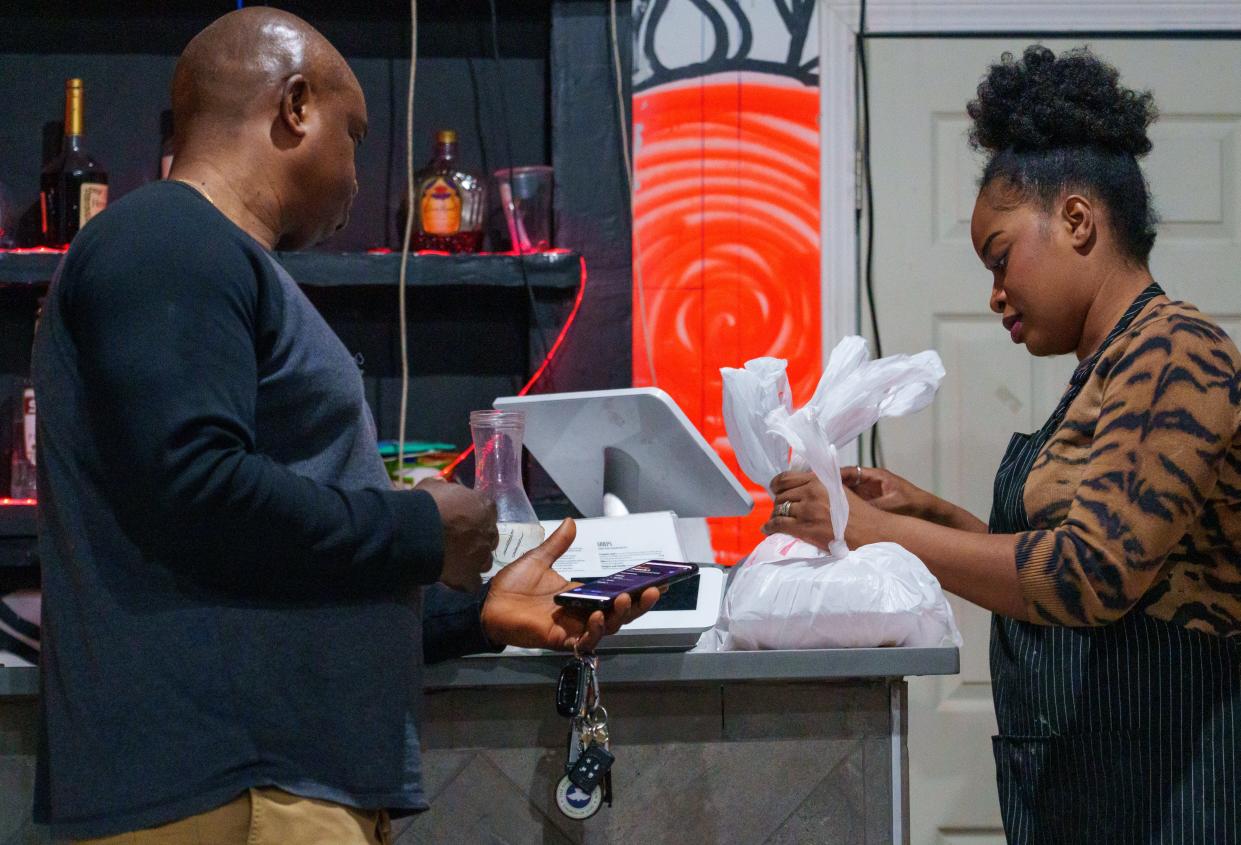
[1060,193,1095,252]
[279,74,311,139]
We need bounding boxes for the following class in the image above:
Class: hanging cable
[856,0,883,467]
[610,0,658,386]
[396,0,417,487]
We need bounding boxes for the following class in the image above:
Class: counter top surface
[424,646,959,689]
[0,647,959,698]
[0,666,36,696]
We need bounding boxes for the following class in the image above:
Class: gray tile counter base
[0,647,955,843]
[396,680,902,845]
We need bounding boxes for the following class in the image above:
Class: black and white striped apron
[988,283,1241,844]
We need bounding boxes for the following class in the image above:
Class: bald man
[31,9,655,843]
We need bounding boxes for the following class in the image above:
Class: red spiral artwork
[633,54,821,562]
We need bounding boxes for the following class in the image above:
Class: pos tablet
[493,387,752,518]
[493,388,749,650]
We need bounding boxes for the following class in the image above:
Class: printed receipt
[542,511,685,576]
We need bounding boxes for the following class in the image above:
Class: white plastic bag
[714,337,962,651]
[719,357,794,487]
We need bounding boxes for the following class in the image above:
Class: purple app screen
[568,562,692,598]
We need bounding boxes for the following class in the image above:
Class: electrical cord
[396,0,417,487]
[856,0,884,467]
[439,256,588,481]
[610,0,658,387]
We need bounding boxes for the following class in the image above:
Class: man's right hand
[415,479,498,591]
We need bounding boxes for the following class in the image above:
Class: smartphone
[554,560,700,611]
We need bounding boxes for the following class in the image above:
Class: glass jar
[470,409,545,569]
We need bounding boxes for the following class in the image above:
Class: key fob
[568,744,615,793]
[556,659,588,717]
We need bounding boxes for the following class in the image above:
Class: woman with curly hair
[767,45,1241,842]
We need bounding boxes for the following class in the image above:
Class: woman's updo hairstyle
[967,45,1159,265]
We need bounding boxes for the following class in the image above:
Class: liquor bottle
[40,78,108,248]
[402,130,484,253]
[9,383,36,500]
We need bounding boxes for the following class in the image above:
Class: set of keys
[553,651,615,820]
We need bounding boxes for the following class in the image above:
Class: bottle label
[22,388,35,467]
[79,183,108,228]
[492,522,546,567]
[420,177,462,235]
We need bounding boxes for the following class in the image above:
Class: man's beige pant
[74,787,392,845]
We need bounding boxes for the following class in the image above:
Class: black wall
[0,0,633,497]
[0,0,551,252]
[548,0,632,395]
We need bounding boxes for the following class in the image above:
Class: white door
[867,38,1241,844]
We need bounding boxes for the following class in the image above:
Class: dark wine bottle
[40,78,108,248]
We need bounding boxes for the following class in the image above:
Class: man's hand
[415,478,498,592]
[481,519,660,652]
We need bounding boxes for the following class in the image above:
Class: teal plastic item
[376,439,456,457]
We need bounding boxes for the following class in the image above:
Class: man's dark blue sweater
[31,181,494,839]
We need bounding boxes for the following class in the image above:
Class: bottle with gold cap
[403,129,484,253]
[40,78,108,248]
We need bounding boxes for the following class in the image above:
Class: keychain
[553,649,615,820]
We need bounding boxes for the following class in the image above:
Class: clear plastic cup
[494,166,553,254]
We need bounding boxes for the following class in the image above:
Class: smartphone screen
[554,560,699,611]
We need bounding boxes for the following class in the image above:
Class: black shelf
[0,250,583,290]
[0,504,35,537]
[0,504,36,570]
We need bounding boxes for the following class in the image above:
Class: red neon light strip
[438,255,588,480]
[364,247,572,257]
[1,247,571,258]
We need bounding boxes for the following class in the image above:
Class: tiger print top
[1016,297,1241,637]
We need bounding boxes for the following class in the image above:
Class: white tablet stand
[494,387,753,518]
[493,388,753,650]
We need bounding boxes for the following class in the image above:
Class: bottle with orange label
[40,78,108,248]
[9,382,36,500]
[406,130,484,253]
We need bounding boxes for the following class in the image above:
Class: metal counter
[424,646,958,687]
[0,647,959,845]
